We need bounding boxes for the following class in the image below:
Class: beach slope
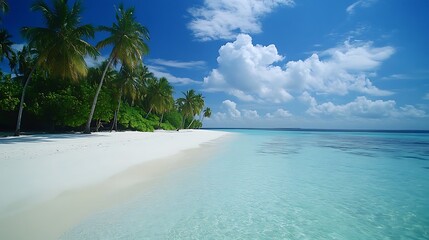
[0,130,229,239]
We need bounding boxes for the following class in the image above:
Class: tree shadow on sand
[0,133,107,144]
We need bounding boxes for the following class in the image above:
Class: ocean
[62,129,429,239]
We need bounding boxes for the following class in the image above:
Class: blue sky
[3,0,429,129]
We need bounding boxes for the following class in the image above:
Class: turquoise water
[62,130,429,239]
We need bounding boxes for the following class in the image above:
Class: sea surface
[62,130,429,239]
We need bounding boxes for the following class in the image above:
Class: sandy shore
[0,130,231,240]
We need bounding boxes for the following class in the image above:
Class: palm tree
[201,107,211,125]
[10,45,35,78]
[110,64,145,131]
[155,78,174,128]
[86,61,118,131]
[177,90,195,129]
[186,93,204,129]
[144,77,174,128]
[0,29,14,67]
[84,3,149,134]
[137,65,154,99]
[145,77,173,119]
[7,45,36,78]
[176,90,205,129]
[15,0,97,136]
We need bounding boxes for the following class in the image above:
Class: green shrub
[0,75,21,111]
[118,103,155,132]
[164,110,182,129]
[159,122,176,130]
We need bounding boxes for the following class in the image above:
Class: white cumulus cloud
[284,41,394,96]
[204,34,394,103]
[242,109,260,119]
[301,93,426,118]
[204,34,292,103]
[212,100,294,122]
[266,108,292,118]
[188,0,295,41]
[222,100,241,118]
[147,65,200,85]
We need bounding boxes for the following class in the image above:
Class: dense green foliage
[0,1,210,134]
[0,74,19,111]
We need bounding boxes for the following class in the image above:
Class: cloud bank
[204,34,394,103]
[300,92,426,118]
[213,99,291,121]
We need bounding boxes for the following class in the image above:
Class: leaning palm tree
[186,93,204,129]
[84,3,149,134]
[15,0,97,136]
[155,78,174,127]
[144,77,174,128]
[177,90,196,129]
[177,89,205,129]
[110,63,145,131]
[145,77,174,119]
[86,60,118,131]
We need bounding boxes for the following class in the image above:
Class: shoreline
[0,130,233,240]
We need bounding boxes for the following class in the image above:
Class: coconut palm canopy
[203,107,211,118]
[146,76,174,116]
[177,89,204,128]
[0,29,13,63]
[96,4,149,69]
[21,0,98,81]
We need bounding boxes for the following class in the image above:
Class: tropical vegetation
[0,0,210,135]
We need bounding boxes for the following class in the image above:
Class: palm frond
[23,0,97,81]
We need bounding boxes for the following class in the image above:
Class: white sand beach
[0,130,230,240]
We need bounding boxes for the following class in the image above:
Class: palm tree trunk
[95,119,102,132]
[180,115,185,129]
[145,106,153,119]
[113,88,123,131]
[14,67,35,136]
[187,118,195,129]
[158,112,164,128]
[84,57,114,134]
[110,112,116,132]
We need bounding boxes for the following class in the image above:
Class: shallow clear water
[62,130,429,239]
